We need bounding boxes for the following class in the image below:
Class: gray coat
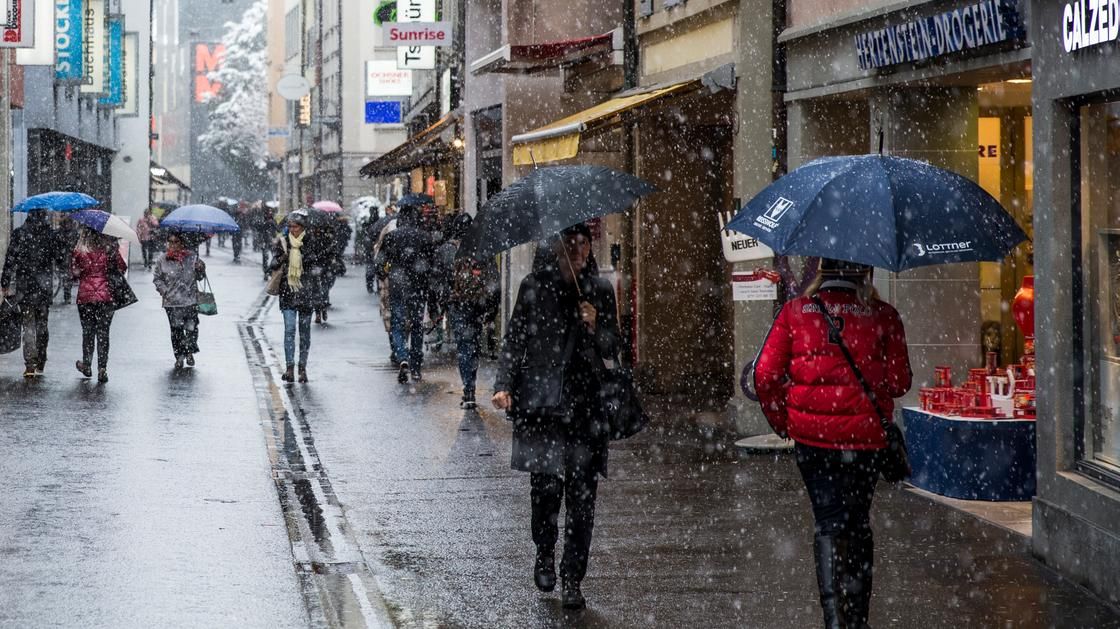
[153,252,204,308]
[496,268,620,478]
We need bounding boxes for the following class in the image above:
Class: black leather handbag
[108,267,138,311]
[0,297,21,354]
[812,296,911,483]
[597,362,649,441]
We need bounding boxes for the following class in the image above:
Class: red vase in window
[1012,275,1035,355]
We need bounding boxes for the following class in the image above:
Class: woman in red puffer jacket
[754,258,911,629]
[71,229,126,383]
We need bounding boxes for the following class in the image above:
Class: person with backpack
[376,204,434,384]
[448,214,497,408]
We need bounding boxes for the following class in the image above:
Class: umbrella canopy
[396,193,434,209]
[12,191,99,213]
[458,166,656,260]
[724,155,1028,272]
[160,204,240,233]
[70,210,141,246]
[312,200,343,213]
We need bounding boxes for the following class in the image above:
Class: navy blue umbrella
[12,191,99,213]
[725,155,1028,272]
[160,204,240,233]
[396,193,434,209]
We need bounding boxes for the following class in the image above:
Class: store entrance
[977,80,1035,366]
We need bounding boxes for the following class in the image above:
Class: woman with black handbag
[154,233,206,370]
[70,229,127,382]
[754,258,912,629]
[491,224,620,611]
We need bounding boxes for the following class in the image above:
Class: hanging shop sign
[117,31,137,116]
[395,0,436,70]
[1,0,35,48]
[17,0,52,63]
[853,0,1024,71]
[55,0,83,81]
[366,60,412,96]
[97,15,122,107]
[366,100,403,124]
[276,74,311,100]
[1061,0,1120,52]
[719,208,774,262]
[382,22,451,47]
[80,0,107,94]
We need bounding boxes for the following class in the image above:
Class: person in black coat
[268,210,329,382]
[1,212,67,377]
[377,205,434,383]
[491,223,620,610]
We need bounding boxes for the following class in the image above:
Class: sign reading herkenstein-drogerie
[854,0,1023,71]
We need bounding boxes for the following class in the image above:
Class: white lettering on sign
[853,0,1023,71]
[1063,0,1120,52]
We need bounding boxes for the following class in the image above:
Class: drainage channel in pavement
[240,292,394,629]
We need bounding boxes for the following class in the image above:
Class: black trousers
[166,307,200,358]
[141,241,157,268]
[78,303,114,370]
[20,303,50,368]
[530,467,599,583]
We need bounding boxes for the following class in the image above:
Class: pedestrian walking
[448,215,497,409]
[153,233,206,369]
[754,258,912,629]
[136,208,161,270]
[0,212,67,377]
[269,210,327,383]
[491,224,620,611]
[376,205,434,383]
[71,229,126,382]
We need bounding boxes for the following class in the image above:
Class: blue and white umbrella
[70,210,141,246]
[12,191,100,213]
[160,204,240,233]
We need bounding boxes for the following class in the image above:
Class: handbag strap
[810,295,893,432]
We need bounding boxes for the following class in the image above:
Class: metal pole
[0,49,12,275]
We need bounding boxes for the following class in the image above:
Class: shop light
[452,138,464,149]
[1007,79,1033,84]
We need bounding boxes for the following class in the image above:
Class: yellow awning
[511,80,700,166]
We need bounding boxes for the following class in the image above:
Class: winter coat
[377,220,434,299]
[1,218,66,307]
[153,252,205,308]
[450,254,499,309]
[754,284,912,450]
[495,267,621,478]
[136,215,159,242]
[269,233,329,312]
[71,247,126,305]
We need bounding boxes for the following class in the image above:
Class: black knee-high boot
[842,532,874,629]
[813,534,845,629]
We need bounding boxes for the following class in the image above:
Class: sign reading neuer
[382,22,452,47]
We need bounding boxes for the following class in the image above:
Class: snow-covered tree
[198,0,270,197]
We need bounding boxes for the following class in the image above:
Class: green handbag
[197,276,218,316]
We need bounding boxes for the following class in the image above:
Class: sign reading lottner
[854,0,1023,71]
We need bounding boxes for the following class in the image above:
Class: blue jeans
[389,291,425,368]
[451,304,483,394]
[282,308,312,367]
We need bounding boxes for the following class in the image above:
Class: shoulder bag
[197,275,218,316]
[108,265,138,311]
[266,239,287,296]
[811,295,911,482]
[0,297,21,354]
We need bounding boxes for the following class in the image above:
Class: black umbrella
[397,193,434,209]
[457,166,656,260]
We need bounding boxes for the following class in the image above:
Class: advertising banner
[366,60,412,96]
[118,31,137,115]
[395,0,435,70]
[365,101,403,124]
[1,0,36,48]
[16,0,52,63]
[80,0,107,94]
[54,0,83,81]
[98,14,122,107]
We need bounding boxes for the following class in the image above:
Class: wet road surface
[0,247,306,628]
[261,269,1120,628]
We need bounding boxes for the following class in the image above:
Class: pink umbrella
[312,200,343,213]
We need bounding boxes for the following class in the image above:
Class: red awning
[470,28,622,75]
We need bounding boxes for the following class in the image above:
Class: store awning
[150,162,191,191]
[359,112,461,178]
[510,80,703,166]
[470,28,623,75]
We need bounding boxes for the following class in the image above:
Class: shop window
[1076,99,1120,481]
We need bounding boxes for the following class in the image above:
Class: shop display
[918,275,1037,420]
